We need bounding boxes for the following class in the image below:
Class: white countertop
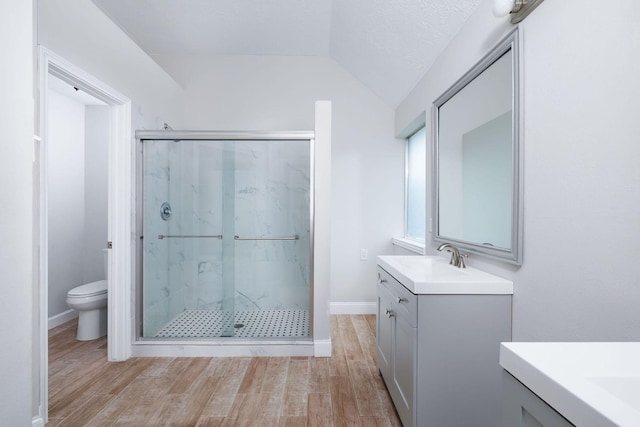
[500,342,640,427]
[377,255,513,295]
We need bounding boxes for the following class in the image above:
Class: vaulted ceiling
[92,0,482,108]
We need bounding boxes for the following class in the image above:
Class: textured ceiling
[92,0,482,108]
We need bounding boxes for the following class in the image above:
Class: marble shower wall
[142,139,310,337]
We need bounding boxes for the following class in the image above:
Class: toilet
[66,250,108,341]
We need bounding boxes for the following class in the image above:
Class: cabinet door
[377,280,394,379]
[391,309,416,427]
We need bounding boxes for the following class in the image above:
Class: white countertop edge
[411,282,514,295]
[500,342,640,427]
[377,255,513,295]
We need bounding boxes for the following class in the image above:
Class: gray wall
[396,0,640,342]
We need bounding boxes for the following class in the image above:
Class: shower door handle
[158,234,223,240]
[234,235,299,241]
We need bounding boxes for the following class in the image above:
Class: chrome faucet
[437,243,467,268]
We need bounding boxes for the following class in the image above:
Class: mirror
[433,29,522,264]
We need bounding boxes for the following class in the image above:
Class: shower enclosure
[137,132,313,342]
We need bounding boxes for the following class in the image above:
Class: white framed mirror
[432,28,522,264]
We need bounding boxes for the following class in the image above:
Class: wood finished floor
[48,315,401,426]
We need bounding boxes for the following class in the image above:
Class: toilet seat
[68,280,107,298]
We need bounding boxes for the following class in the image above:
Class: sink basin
[500,342,640,427]
[377,255,513,294]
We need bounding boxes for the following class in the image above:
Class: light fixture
[493,0,545,23]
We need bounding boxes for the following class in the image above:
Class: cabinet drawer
[378,267,417,327]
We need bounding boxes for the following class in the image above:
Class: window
[405,127,426,241]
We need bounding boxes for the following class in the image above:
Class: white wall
[47,90,86,317]
[0,2,33,425]
[154,54,404,305]
[83,106,110,282]
[396,0,640,341]
[46,92,110,320]
[37,0,184,131]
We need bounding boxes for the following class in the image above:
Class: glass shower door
[142,140,233,337]
[231,140,311,338]
[141,137,311,339]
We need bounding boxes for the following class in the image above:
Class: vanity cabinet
[502,371,575,427]
[376,268,417,424]
[377,265,512,427]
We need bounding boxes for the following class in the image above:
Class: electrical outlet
[360,249,368,261]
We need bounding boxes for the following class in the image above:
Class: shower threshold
[154,309,310,339]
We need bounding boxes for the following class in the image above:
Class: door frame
[37,46,132,424]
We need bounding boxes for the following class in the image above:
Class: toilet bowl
[67,280,108,340]
[67,249,109,341]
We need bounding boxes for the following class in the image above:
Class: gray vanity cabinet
[376,268,417,426]
[502,371,575,427]
[376,265,512,427]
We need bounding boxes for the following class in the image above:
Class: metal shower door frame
[135,130,315,341]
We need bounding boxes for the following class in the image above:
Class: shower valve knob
[160,202,172,220]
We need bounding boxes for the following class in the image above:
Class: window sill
[391,237,425,255]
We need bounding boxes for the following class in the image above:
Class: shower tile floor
[154,309,309,338]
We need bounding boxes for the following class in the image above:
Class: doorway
[46,74,109,329]
[36,47,131,425]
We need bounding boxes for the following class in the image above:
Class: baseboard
[48,309,78,330]
[330,302,376,315]
[32,415,44,427]
[314,338,332,357]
